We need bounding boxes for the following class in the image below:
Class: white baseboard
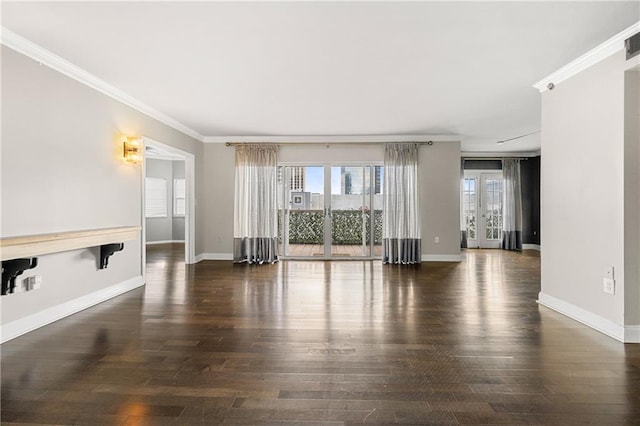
[421,254,464,262]
[625,326,640,343]
[195,253,233,262]
[146,240,184,245]
[523,244,541,251]
[537,292,627,342]
[0,276,144,344]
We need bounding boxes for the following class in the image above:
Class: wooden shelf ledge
[0,226,141,261]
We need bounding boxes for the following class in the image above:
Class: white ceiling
[2,2,638,152]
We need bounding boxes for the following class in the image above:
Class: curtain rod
[225,141,434,147]
[462,157,529,160]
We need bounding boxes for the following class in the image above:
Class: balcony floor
[283,243,383,258]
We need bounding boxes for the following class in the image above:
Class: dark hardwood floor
[2,244,640,424]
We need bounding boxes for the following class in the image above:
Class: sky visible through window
[304,166,383,194]
[305,167,342,194]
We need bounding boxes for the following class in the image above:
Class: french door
[463,171,503,249]
[278,165,383,259]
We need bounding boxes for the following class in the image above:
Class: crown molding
[203,134,462,144]
[533,21,640,93]
[1,27,204,142]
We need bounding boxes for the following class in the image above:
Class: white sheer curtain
[383,143,421,264]
[233,144,279,264]
[460,158,468,248]
[502,158,522,251]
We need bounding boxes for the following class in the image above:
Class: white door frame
[141,137,196,280]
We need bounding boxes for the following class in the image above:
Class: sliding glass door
[279,165,383,259]
[278,166,325,257]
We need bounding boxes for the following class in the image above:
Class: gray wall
[202,141,462,259]
[464,159,502,170]
[420,142,462,257]
[520,156,540,245]
[540,50,639,330]
[145,159,185,242]
[0,46,203,328]
[146,159,174,242]
[624,69,640,326]
[203,144,236,256]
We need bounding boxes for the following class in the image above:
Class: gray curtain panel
[233,144,279,264]
[382,143,421,264]
[502,158,523,251]
[233,237,279,264]
[460,230,468,249]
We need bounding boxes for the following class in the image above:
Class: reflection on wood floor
[2,243,640,424]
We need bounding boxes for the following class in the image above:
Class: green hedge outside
[280,210,383,245]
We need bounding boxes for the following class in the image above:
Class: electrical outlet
[435,236,440,244]
[31,275,42,290]
[603,278,615,295]
[26,275,42,291]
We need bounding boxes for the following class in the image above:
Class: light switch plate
[604,266,615,279]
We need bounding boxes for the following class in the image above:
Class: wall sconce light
[123,136,142,164]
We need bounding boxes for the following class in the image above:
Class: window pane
[175,199,186,216]
[174,179,185,198]
[463,178,476,239]
[484,178,503,240]
[174,178,186,216]
[146,177,167,217]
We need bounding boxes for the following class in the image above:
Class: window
[463,178,477,239]
[484,178,503,240]
[174,178,186,216]
[145,177,167,217]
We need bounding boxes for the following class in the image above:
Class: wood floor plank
[2,244,640,424]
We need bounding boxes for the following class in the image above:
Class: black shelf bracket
[2,258,38,295]
[100,243,124,269]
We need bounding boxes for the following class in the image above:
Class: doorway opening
[278,164,383,259]
[141,138,195,281]
[463,170,503,249]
